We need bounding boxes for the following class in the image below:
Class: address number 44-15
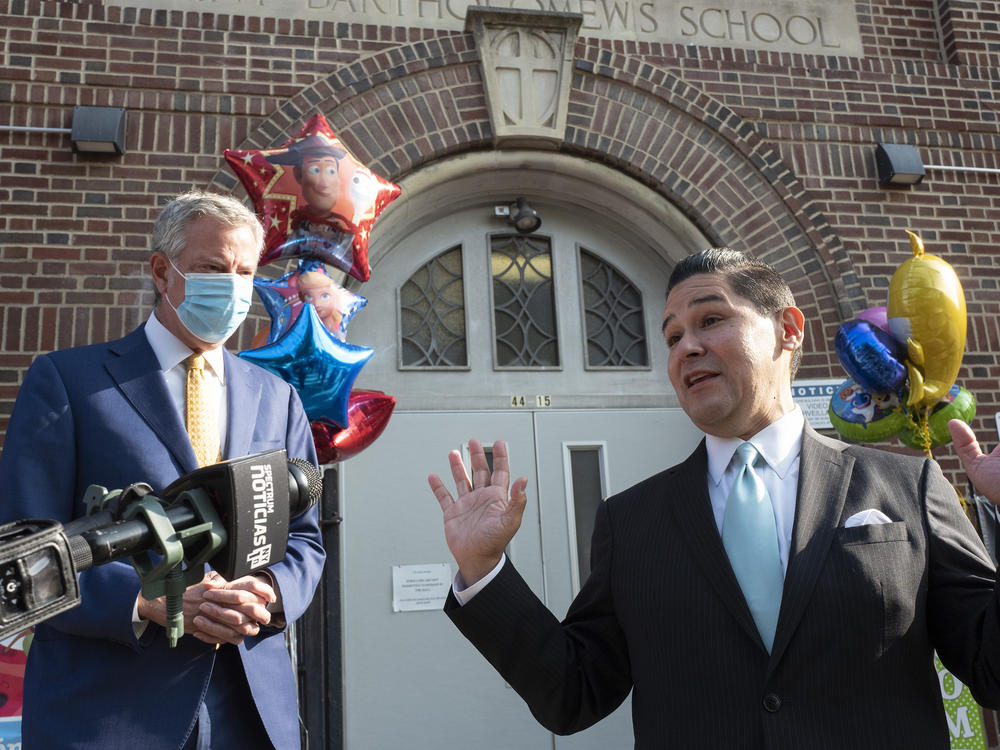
[509,395,552,408]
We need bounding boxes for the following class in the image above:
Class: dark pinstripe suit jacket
[446,426,1000,748]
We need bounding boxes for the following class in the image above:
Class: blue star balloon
[253,259,327,344]
[253,268,298,345]
[254,259,366,344]
[295,263,367,342]
[239,303,374,428]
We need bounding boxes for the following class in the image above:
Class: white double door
[339,407,702,749]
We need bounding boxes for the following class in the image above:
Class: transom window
[491,233,559,369]
[579,248,649,368]
[397,236,650,372]
[399,246,468,369]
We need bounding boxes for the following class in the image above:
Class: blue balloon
[253,259,328,344]
[253,259,366,344]
[834,320,907,395]
[252,269,297,345]
[239,304,373,428]
[336,288,367,339]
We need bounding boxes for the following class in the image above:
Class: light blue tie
[722,442,783,652]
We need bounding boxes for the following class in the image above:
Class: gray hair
[150,190,264,303]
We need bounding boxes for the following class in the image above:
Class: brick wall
[2,0,999,490]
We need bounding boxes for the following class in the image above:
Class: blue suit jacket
[0,325,326,750]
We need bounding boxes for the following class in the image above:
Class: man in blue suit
[0,191,326,749]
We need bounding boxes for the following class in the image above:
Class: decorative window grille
[579,248,648,368]
[399,246,468,368]
[490,233,559,368]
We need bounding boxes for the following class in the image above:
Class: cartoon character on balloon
[829,230,976,455]
[226,114,402,464]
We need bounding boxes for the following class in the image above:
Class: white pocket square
[844,509,893,528]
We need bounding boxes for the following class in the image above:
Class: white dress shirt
[454,407,806,602]
[705,407,804,572]
[144,310,228,453]
[133,312,228,633]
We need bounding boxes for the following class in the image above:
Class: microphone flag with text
[0,450,321,646]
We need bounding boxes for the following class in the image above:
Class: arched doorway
[333,151,709,748]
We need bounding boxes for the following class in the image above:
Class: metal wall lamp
[875,143,925,185]
[876,142,1000,185]
[70,106,127,155]
[494,197,542,234]
[2,106,129,156]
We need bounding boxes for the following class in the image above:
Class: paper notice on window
[392,563,452,612]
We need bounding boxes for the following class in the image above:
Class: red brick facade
[2,0,1000,491]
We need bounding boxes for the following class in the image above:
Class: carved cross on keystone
[465,7,582,147]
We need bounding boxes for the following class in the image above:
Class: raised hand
[428,438,528,586]
[949,419,1000,504]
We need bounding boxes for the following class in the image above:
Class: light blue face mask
[166,259,253,344]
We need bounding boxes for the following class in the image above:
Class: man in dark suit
[0,191,326,749]
[428,248,1000,748]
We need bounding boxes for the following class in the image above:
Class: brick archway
[209,34,860,376]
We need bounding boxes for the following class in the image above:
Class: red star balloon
[225,113,401,282]
[311,390,397,464]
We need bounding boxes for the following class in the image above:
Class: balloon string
[901,403,933,458]
[900,403,969,513]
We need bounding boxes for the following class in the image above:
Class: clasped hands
[428,438,529,587]
[138,570,277,646]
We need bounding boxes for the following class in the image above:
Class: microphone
[64,451,321,578]
[163,454,322,519]
[0,450,322,643]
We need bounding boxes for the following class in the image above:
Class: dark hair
[667,248,801,376]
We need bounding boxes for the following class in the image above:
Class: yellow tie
[185,354,220,467]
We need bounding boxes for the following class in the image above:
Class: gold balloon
[887,231,967,408]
